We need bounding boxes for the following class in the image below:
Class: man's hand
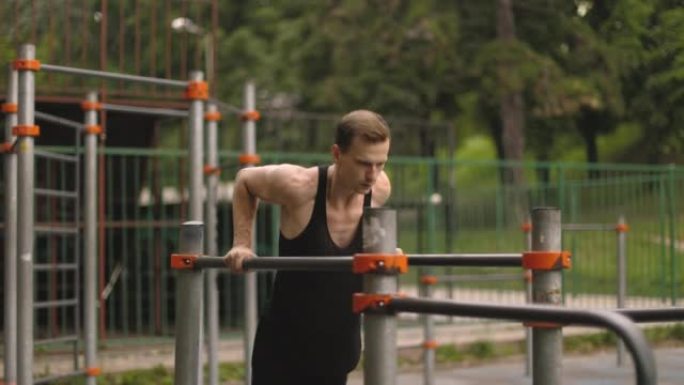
[224,246,255,273]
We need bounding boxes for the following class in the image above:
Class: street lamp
[171,17,214,91]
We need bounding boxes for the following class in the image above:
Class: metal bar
[35,225,79,235]
[84,91,99,385]
[34,370,86,385]
[34,150,78,163]
[34,335,79,346]
[174,222,205,385]
[41,63,189,87]
[101,103,189,118]
[531,207,563,385]
[205,101,220,385]
[35,111,85,131]
[34,299,79,309]
[387,298,656,385]
[408,254,521,267]
[34,263,79,271]
[616,307,684,322]
[3,63,18,385]
[562,223,615,231]
[362,208,399,385]
[434,273,523,283]
[35,188,78,199]
[617,215,627,367]
[191,256,354,271]
[17,43,36,385]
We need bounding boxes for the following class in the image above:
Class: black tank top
[251,165,369,375]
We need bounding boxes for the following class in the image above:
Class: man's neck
[327,165,360,208]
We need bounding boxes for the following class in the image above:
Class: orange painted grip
[2,103,18,113]
[422,340,439,350]
[420,275,438,285]
[615,223,630,233]
[205,111,222,121]
[521,222,532,233]
[84,125,102,135]
[353,253,408,274]
[352,293,394,313]
[185,81,209,100]
[81,101,103,111]
[524,321,563,329]
[1,142,14,153]
[12,125,40,137]
[241,110,261,122]
[522,251,571,270]
[239,153,261,165]
[13,59,41,71]
[85,367,102,377]
[203,165,221,176]
[170,254,199,270]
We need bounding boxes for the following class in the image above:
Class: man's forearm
[232,179,258,248]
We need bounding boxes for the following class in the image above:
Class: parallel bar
[408,254,521,267]
[388,298,656,385]
[34,299,78,309]
[35,111,84,131]
[34,150,78,162]
[616,307,684,322]
[35,225,78,235]
[562,223,615,231]
[102,103,188,118]
[35,187,78,199]
[34,263,79,271]
[41,63,188,87]
[34,335,79,346]
[434,273,523,283]
[34,370,86,385]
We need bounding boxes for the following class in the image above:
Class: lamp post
[171,17,215,93]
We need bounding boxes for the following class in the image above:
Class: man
[224,109,392,385]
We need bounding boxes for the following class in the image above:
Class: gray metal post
[617,215,628,366]
[173,222,205,385]
[363,208,399,385]
[421,274,436,385]
[530,208,563,385]
[204,102,220,385]
[16,43,37,385]
[523,218,533,376]
[84,91,99,385]
[3,64,18,385]
[243,80,258,385]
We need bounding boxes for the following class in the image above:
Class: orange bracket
[205,111,222,121]
[616,223,630,233]
[420,275,438,285]
[203,164,221,176]
[84,125,102,135]
[2,103,18,114]
[239,153,261,165]
[422,340,439,350]
[13,59,41,71]
[170,253,200,270]
[521,222,532,233]
[85,367,102,377]
[1,142,14,153]
[353,253,408,274]
[241,110,261,122]
[185,81,209,100]
[524,321,564,329]
[12,125,40,137]
[352,293,394,313]
[81,101,103,111]
[522,251,571,270]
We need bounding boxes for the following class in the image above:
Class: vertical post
[530,207,563,385]
[204,102,220,385]
[84,91,100,384]
[363,208,398,385]
[667,164,677,306]
[616,215,628,366]
[3,65,18,385]
[173,222,205,385]
[16,43,37,385]
[522,216,533,376]
[242,80,258,385]
[422,165,437,385]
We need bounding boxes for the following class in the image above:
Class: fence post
[522,216,533,377]
[530,207,563,385]
[362,208,399,385]
[83,91,100,384]
[173,222,205,385]
[3,64,18,385]
[16,43,38,385]
[616,215,628,366]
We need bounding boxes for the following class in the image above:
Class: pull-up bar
[101,103,189,118]
[35,111,85,131]
[40,63,189,88]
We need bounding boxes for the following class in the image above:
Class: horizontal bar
[34,263,79,271]
[408,254,522,267]
[563,223,615,231]
[616,308,684,323]
[102,103,189,118]
[193,256,354,271]
[35,225,79,235]
[34,335,79,346]
[434,273,523,283]
[34,370,85,385]
[35,111,85,131]
[41,63,188,87]
[35,150,78,163]
[34,299,78,309]
[35,188,78,199]
[389,297,655,385]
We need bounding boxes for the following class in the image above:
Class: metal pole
[243,80,258,385]
[84,91,99,385]
[523,217,533,377]
[173,222,205,385]
[204,102,220,385]
[3,64,18,385]
[421,276,436,385]
[100,103,189,118]
[363,208,398,385]
[40,63,188,88]
[531,207,563,385]
[16,43,37,385]
[617,215,628,366]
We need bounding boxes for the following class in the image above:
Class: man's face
[334,136,390,194]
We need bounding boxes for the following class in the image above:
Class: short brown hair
[335,110,390,152]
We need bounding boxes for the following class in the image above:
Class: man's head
[332,110,391,194]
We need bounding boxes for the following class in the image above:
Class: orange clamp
[13,59,41,71]
[420,275,438,285]
[170,253,199,270]
[84,125,102,135]
[524,321,563,329]
[204,111,222,121]
[615,223,630,233]
[81,101,103,111]
[522,251,571,270]
[352,293,394,313]
[241,110,261,122]
[239,153,261,165]
[185,81,209,100]
[353,253,408,274]
[85,367,102,377]
[2,103,18,113]
[12,125,40,137]
[1,142,14,153]
[203,164,221,176]
[422,340,439,350]
[521,222,532,233]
